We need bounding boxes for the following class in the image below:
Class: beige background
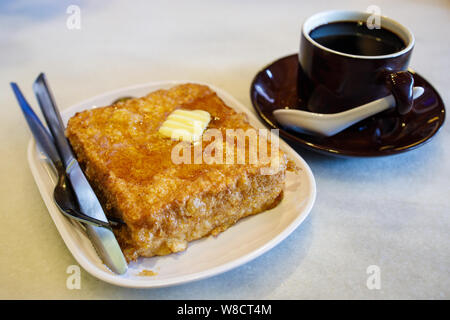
[0,0,449,299]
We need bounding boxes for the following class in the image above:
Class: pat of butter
[159,109,211,142]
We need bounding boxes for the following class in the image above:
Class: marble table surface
[0,0,448,299]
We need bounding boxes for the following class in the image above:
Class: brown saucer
[250,54,446,157]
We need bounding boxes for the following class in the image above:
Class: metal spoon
[273,87,424,137]
[11,83,123,227]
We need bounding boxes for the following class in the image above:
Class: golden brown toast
[66,83,288,261]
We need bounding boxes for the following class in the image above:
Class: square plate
[27,81,316,288]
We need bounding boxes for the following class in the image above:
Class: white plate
[27,81,316,288]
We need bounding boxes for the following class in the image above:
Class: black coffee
[309,21,406,56]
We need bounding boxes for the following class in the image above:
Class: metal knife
[32,73,127,274]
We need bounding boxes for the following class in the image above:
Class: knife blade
[32,73,127,274]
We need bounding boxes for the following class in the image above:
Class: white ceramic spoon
[273,87,424,137]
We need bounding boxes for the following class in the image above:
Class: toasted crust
[66,84,288,261]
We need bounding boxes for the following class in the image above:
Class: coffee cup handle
[385,71,414,115]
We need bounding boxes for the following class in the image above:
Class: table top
[0,0,448,299]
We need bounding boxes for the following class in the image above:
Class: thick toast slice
[66,84,288,261]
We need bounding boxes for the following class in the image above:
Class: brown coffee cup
[298,10,415,115]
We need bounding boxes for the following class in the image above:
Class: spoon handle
[336,87,424,126]
[10,82,62,167]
